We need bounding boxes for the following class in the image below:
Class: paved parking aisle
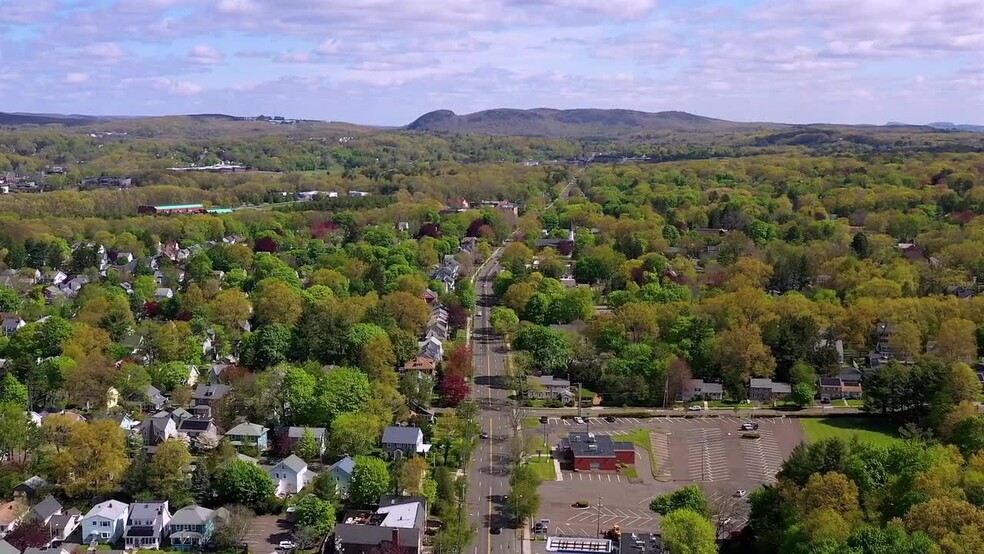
[560,471,626,483]
[649,432,672,481]
[739,430,784,484]
[685,427,730,482]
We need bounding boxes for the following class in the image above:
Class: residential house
[225,422,269,451]
[193,384,231,408]
[334,497,427,554]
[286,426,328,455]
[269,455,317,497]
[23,547,71,554]
[748,378,793,402]
[41,270,67,286]
[82,500,129,543]
[207,364,229,384]
[869,321,916,367]
[381,426,431,458]
[526,375,575,404]
[168,505,217,550]
[424,319,449,342]
[48,509,82,545]
[1,316,25,337]
[123,501,172,550]
[418,337,443,362]
[176,418,219,442]
[145,385,167,411]
[0,501,27,538]
[679,379,725,402]
[421,289,439,306]
[328,456,356,498]
[138,413,178,448]
[31,495,62,525]
[400,357,437,376]
[12,476,47,501]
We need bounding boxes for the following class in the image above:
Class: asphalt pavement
[467,253,518,554]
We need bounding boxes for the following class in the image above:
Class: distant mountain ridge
[887,121,984,133]
[406,108,782,137]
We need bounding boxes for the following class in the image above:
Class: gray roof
[329,456,356,476]
[561,432,617,458]
[537,375,571,388]
[85,500,128,520]
[226,422,267,436]
[17,475,46,491]
[287,426,326,440]
[169,505,215,526]
[193,383,231,400]
[382,426,422,445]
[32,495,62,520]
[0,540,18,554]
[129,501,168,520]
[277,454,308,473]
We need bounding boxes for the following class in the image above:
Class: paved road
[467,254,517,554]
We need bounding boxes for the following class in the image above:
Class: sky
[0,0,982,126]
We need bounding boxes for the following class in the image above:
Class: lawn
[618,429,661,479]
[800,417,902,447]
[528,458,557,481]
[523,416,543,429]
[622,466,639,479]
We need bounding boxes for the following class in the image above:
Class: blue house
[225,422,270,451]
[168,506,218,550]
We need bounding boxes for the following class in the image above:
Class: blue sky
[0,0,981,125]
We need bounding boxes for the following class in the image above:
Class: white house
[48,509,82,545]
[123,501,171,550]
[82,500,129,544]
[327,456,356,498]
[154,288,174,301]
[269,454,316,497]
[381,426,432,457]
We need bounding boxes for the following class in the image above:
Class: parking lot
[529,416,804,537]
[244,515,293,554]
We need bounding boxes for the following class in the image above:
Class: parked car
[573,416,585,424]
[539,416,549,424]
[821,398,831,404]
[740,422,759,431]
[604,416,616,423]
[278,541,296,550]
[481,431,490,439]
[734,489,747,498]
[687,405,702,412]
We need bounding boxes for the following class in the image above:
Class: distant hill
[406,108,785,138]
[887,121,984,133]
[0,112,106,126]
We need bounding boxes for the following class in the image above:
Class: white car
[687,405,702,412]
[734,489,747,498]
[278,541,296,550]
[573,417,585,424]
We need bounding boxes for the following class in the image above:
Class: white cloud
[63,72,90,84]
[78,42,127,61]
[188,45,224,65]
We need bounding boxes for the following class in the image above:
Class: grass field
[528,458,557,481]
[617,429,662,479]
[800,417,902,447]
[523,416,543,429]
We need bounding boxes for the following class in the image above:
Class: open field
[800,417,901,447]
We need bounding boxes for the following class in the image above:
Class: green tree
[660,509,716,554]
[490,307,520,339]
[513,325,573,374]
[952,415,984,457]
[294,428,322,461]
[242,324,293,370]
[792,383,816,408]
[294,494,336,535]
[53,420,130,498]
[253,278,303,326]
[331,412,381,457]
[0,403,30,462]
[0,287,20,312]
[310,367,372,427]
[215,459,275,508]
[351,456,391,505]
[649,485,710,517]
[0,373,29,408]
[146,439,193,502]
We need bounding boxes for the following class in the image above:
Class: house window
[100,533,109,539]
[101,521,110,527]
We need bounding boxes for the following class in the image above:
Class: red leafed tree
[143,301,160,318]
[444,344,474,379]
[448,305,469,331]
[6,516,50,550]
[417,223,442,239]
[440,374,469,407]
[255,236,278,253]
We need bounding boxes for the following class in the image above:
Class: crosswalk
[686,427,730,482]
[560,471,627,483]
[739,430,783,484]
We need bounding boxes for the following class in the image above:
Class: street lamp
[596,496,603,537]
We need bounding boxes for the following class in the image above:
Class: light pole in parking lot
[596,496,603,537]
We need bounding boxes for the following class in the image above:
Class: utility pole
[542,420,548,459]
[596,496,603,537]
[663,373,669,408]
[577,382,582,419]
